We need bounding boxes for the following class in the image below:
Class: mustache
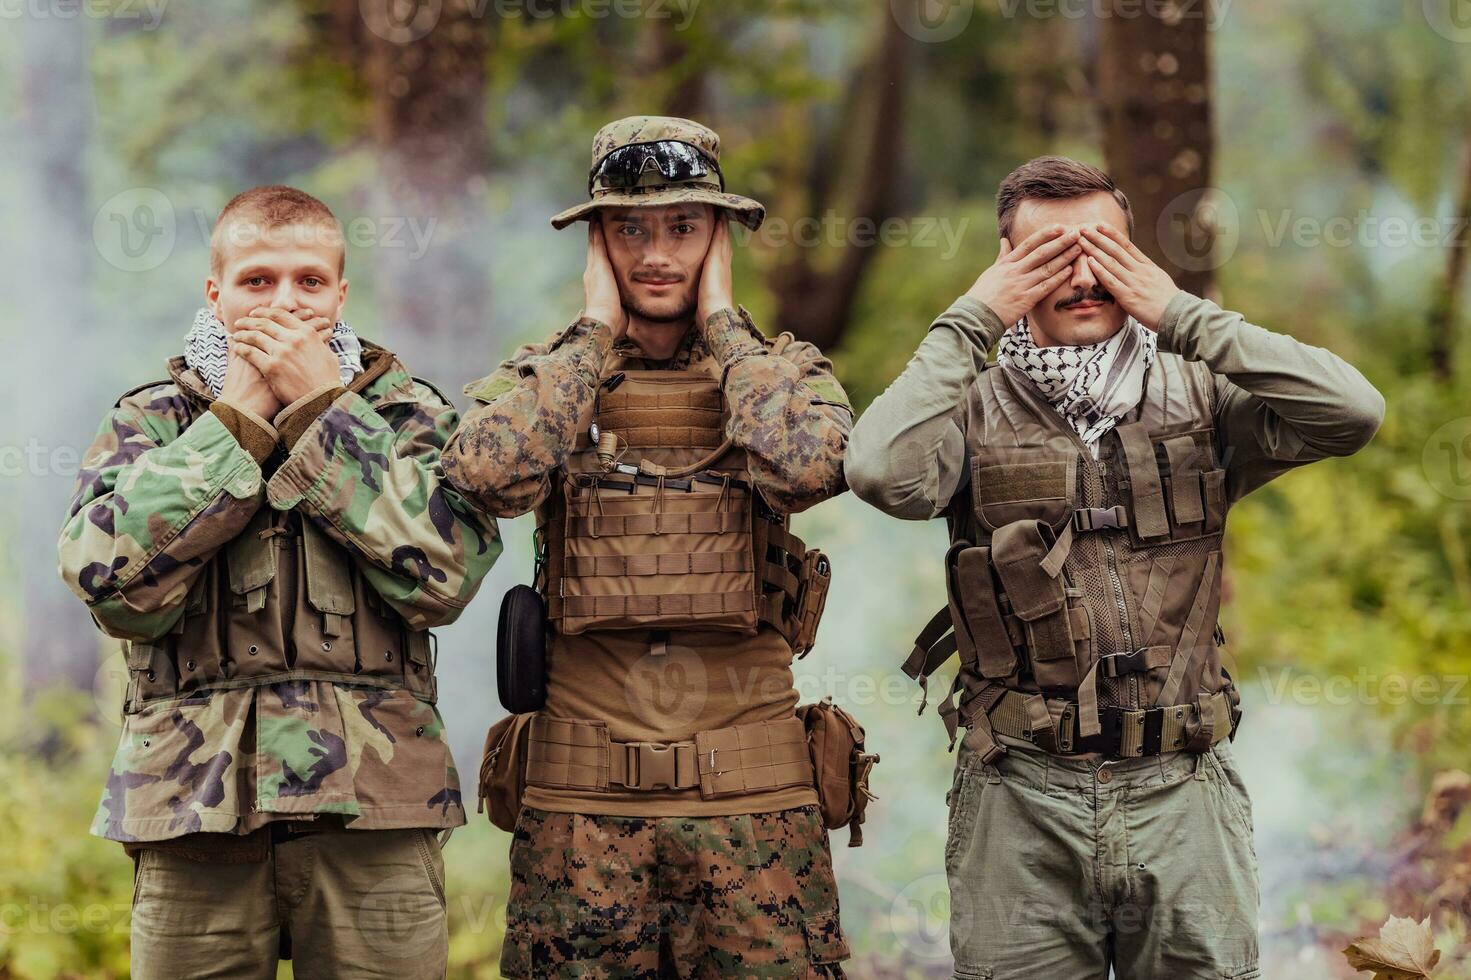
[1056,286,1115,310]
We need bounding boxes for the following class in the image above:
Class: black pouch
[497,585,548,714]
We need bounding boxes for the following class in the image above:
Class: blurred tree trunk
[1095,0,1216,298]
[769,2,912,349]
[637,6,705,118]
[1429,133,1471,381]
[16,7,99,690]
[331,0,493,385]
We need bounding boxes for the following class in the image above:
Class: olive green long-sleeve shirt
[845,291,1384,518]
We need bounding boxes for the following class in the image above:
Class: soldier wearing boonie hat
[549,115,766,230]
[444,116,862,978]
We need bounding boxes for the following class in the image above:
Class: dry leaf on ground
[1343,915,1441,979]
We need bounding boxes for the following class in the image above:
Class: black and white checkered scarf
[184,308,363,397]
[997,316,1157,452]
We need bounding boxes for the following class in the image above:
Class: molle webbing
[985,688,1236,757]
[553,590,755,621]
[592,376,725,450]
[524,715,813,797]
[545,341,828,650]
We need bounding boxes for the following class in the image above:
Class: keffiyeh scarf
[997,315,1157,453]
[184,308,363,397]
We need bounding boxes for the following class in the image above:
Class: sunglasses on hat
[588,140,724,196]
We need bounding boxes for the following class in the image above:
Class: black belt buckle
[1071,704,1123,755]
[1140,707,1165,755]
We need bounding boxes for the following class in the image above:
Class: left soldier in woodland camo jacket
[57,186,500,979]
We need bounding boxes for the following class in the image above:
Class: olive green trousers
[945,732,1260,979]
[129,825,448,980]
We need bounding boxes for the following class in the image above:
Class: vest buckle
[1071,506,1127,533]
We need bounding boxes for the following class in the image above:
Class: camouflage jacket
[441,307,853,517]
[59,342,501,842]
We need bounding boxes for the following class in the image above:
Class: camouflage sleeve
[265,382,503,630]
[440,319,615,517]
[703,307,853,515]
[57,390,266,641]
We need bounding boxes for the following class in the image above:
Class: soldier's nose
[1070,253,1097,291]
[270,284,298,309]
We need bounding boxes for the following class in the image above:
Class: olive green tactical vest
[123,353,436,714]
[535,334,830,654]
[907,351,1241,759]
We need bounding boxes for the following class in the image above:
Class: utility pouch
[945,544,1019,679]
[790,550,832,658]
[1116,423,1227,546]
[477,711,536,833]
[990,520,1083,690]
[497,585,548,714]
[797,697,880,847]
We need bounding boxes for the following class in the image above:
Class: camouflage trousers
[500,803,850,979]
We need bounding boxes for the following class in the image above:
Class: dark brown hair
[995,156,1133,242]
[210,185,344,276]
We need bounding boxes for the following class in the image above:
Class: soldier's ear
[204,277,223,322]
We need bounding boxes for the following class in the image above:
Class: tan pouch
[797,697,880,847]
[790,549,832,658]
[477,712,536,833]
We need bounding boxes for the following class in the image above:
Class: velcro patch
[465,374,518,404]
[803,379,850,409]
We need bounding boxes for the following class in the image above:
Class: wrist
[275,384,347,450]
[1142,288,1181,331]
[703,306,763,367]
[210,400,279,464]
[964,290,1016,327]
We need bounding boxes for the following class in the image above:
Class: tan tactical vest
[535,334,830,655]
[122,356,437,714]
[907,352,1240,761]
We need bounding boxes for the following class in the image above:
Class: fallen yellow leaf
[1342,915,1441,979]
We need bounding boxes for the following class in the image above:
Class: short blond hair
[209,185,344,276]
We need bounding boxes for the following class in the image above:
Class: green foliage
[1225,370,1471,778]
[0,672,133,978]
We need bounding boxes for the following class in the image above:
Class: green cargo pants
[129,823,448,980]
[945,732,1260,979]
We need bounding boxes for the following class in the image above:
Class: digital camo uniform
[442,116,855,978]
[502,806,845,977]
[58,340,500,976]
